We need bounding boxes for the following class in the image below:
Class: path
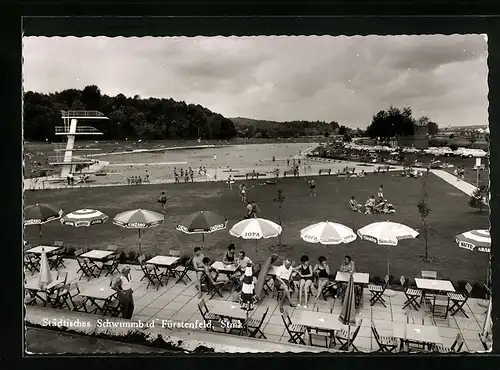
[431,169,478,196]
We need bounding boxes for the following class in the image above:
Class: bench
[245,172,267,180]
[233,174,246,178]
[318,168,332,175]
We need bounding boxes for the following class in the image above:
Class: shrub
[126,250,137,263]
[65,246,75,257]
[471,282,485,298]
[372,276,382,285]
[118,251,127,263]
[456,280,467,293]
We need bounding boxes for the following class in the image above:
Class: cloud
[22,35,488,128]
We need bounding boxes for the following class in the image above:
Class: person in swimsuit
[313,256,331,301]
[240,184,247,203]
[192,247,207,298]
[222,243,236,264]
[294,255,313,308]
[157,191,167,211]
[309,178,316,196]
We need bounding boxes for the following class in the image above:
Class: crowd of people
[192,243,358,312]
[349,185,395,214]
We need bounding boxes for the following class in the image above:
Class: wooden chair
[336,319,363,351]
[425,294,450,319]
[244,307,269,339]
[77,258,99,281]
[48,247,66,270]
[169,249,181,257]
[60,282,88,313]
[74,249,85,273]
[368,275,389,307]
[174,257,194,284]
[101,253,120,277]
[103,298,122,317]
[478,332,492,351]
[24,254,40,274]
[281,310,307,345]
[371,319,398,352]
[197,298,222,331]
[421,270,437,279]
[400,276,422,310]
[138,257,167,290]
[433,332,464,353]
[447,283,472,318]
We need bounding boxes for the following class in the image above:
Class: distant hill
[230,117,339,138]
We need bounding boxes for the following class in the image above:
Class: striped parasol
[338,272,357,351]
[176,211,227,247]
[300,221,357,245]
[24,204,63,242]
[455,229,491,289]
[60,209,108,248]
[455,229,490,253]
[113,209,164,253]
[358,221,419,277]
[229,218,282,240]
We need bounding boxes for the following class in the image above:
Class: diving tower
[50,110,109,178]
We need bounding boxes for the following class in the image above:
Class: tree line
[23,85,344,142]
[365,106,439,140]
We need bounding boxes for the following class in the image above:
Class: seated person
[382,201,396,214]
[358,170,366,177]
[313,256,332,301]
[200,256,219,290]
[375,199,386,213]
[230,250,253,290]
[365,196,376,214]
[293,255,314,308]
[275,259,297,312]
[339,255,355,273]
[192,247,209,298]
[222,243,236,265]
[349,196,362,212]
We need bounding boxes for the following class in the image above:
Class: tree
[417,178,432,260]
[469,185,489,212]
[366,106,416,140]
[80,85,102,111]
[427,121,439,136]
[469,133,477,148]
[343,134,352,143]
[273,189,285,247]
[324,132,330,138]
[449,134,455,139]
[338,125,348,135]
[449,143,459,151]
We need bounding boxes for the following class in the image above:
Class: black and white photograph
[23,34,492,353]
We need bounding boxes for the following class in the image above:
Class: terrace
[24,256,490,353]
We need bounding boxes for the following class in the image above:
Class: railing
[61,110,108,118]
[55,126,104,135]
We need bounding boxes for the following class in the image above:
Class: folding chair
[197,298,222,332]
[101,253,120,277]
[425,294,449,319]
[59,282,89,313]
[46,284,67,308]
[24,254,40,274]
[77,258,99,281]
[281,310,307,345]
[447,283,472,318]
[261,276,275,298]
[175,257,194,284]
[371,319,398,352]
[421,270,437,279]
[48,247,66,270]
[336,319,363,351]
[401,276,422,310]
[24,293,37,306]
[368,275,389,307]
[74,249,84,274]
[433,332,464,353]
[307,307,334,348]
[320,280,337,301]
[478,332,492,351]
[169,249,181,257]
[244,307,269,338]
[203,271,225,299]
[140,262,167,290]
[103,298,122,317]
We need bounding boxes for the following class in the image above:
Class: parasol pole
[202,233,205,249]
[384,245,396,297]
[39,224,43,243]
[84,227,88,250]
[138,229,142,255]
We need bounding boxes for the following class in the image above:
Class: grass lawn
[24,173,489,285]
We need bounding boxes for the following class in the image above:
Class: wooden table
[81,250,115,260]
[25,246,60,254]
[415,278,455,293]
[392,322,442,351]
[207,300,249,334]
[79,285,117,314]
[335,272,369,284]
[295,310,344,347]
[211,261,237,275]
[147,255,180,277]
[421,270,437,279]
[25,278,65,306]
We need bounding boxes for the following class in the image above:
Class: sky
[23,35,488,129]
